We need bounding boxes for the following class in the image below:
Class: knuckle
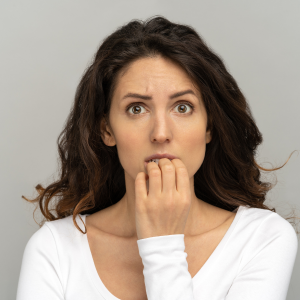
[163,164,174,172]
[149,169,160,177]
[135,179,144,186]
[164,199,175,209]
[177,166,188,174]
[182,196,191,207]
[182,196,190,204]
[135,202,147,213]
[135,173,144,182]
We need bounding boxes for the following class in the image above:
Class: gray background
[1,0,299,299]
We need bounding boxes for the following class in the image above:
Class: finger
[158,158,176,194]
[171,159,190,195]
[135,172,148,202]
[147,161,162,196]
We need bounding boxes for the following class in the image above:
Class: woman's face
[101,56,211,195]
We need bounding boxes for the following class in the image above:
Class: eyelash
[126,101,195,116]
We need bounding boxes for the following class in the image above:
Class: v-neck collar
[80,205,246,300]
[192,205,246,282]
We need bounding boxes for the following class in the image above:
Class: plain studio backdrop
[1,1,299,299]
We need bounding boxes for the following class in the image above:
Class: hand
[134,158,192,240]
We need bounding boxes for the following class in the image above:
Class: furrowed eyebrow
[121,89,196,101]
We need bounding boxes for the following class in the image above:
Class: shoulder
[241,205,297,238]
[238,205,298,258]
[21,222,61,274]
[230,206,299,286]
[45,214,86,235]
[24,222,55,254]
[24,214,86,254]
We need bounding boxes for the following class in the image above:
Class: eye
[126,101,195,116]
[175,102,194,114]
[126,103,147,115]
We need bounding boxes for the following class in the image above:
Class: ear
[206,130,212,144]
[100,117,116,147]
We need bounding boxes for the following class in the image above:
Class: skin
[134,156,192,240]
[99,55,215,239]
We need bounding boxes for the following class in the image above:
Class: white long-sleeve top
[16,205,298,300]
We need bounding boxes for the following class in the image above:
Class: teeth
[148,158,172,164]
[149,158,160,164]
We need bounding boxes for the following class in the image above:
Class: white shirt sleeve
[137,220,298,300]
[16,224,65,300]
[137,234,195,300]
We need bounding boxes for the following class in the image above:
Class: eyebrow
[121,89,197,101]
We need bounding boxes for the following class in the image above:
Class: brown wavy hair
[23,15,299,235]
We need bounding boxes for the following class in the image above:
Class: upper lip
[145,153,178,162]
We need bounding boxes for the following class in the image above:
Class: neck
[112,192,212,239]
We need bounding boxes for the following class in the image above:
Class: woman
[16,16,298,300]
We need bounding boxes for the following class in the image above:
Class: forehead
[113,56,201,98]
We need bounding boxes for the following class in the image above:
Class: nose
[149,121,172,143]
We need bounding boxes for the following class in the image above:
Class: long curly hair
[23,16,298,234]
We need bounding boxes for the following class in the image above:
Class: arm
[16,224,65,300]
[135,158,194,299]
[137,234,195,300]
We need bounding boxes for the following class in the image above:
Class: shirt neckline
[80,205,246,300]
[192,205,245,282]
[80,215,121,300]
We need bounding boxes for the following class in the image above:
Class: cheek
[114,129,144,167]
[181,129,207,177]
[180,125,207,149]
[117,130,142,149]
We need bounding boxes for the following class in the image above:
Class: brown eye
[174,102,194,114]
[129,105,146,115]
